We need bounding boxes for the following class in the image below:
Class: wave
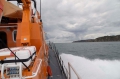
[60,53,120,79]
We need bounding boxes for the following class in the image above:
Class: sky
[37,0,120,43]
[12,0,120,43]
[10,0,120,43]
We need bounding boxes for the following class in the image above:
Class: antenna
[40,0,42,22]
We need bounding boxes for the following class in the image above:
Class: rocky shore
[73,35,120,42]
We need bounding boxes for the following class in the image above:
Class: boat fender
[47,65,52,76]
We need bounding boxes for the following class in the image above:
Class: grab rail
[23,59,42,79]
[49,41,81,79]
[68,62,81,79]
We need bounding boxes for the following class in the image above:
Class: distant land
[73,35,120,42]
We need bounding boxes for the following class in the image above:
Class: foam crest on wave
[60,53,120,79]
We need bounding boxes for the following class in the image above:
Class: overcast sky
[38,0,120,43]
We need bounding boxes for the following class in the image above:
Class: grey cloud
[40,0,120,42]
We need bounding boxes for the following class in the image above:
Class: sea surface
[55,42,120,79]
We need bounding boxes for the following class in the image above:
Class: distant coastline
[73,35,120,42]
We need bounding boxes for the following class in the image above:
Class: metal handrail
[23,59,42,79]
[68,62,81,79]
[49,41,67,78]
[24,44,44,79]
[49,41,81,79]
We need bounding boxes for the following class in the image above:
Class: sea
[55,42,120,79]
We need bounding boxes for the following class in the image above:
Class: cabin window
[12,30,17,42]
[0,31,7,49]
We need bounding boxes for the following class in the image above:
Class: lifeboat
[0,0,49,78]
[0,0,80,79]
[0,46,36,69]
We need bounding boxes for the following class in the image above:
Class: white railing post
[68,63,71,79]
[68,62,81,79]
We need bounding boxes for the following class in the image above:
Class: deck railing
[49,41,81,79]
[68,62,81,79]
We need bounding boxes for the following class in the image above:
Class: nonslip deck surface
[48,48,66,79]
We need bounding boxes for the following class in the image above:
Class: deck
[48,48,66,79]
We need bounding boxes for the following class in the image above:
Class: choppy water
[55,42,120,79]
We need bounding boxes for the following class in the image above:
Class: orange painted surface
[0,0,3,20]
[0,0,49,79]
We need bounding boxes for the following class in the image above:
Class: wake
[61,53,120,79]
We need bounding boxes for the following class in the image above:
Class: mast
[16,0,44,51]
[19,0,32,46]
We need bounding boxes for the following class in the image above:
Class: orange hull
[0,0,49,79]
